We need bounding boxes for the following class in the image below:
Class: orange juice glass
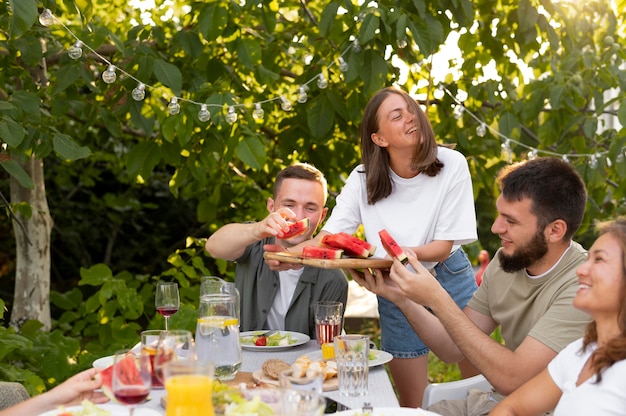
[163,360,214,416]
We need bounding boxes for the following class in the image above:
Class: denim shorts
[379,247,478,358]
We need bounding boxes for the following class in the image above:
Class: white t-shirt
[548,338,626,415]
[265,268,303,329]
[323,146,477,269]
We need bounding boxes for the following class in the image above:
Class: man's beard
[498,228,549,273]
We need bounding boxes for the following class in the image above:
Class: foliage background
[1,0,625,395]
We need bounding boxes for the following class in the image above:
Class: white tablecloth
[143,340,399,413]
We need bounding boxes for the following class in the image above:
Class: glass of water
[195,293,242,381]
[334,334,369,397]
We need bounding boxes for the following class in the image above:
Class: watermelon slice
[321,233,370,258]
[302,246,343,259]
[100,353,146,401]
[337,232,376,256]
[378,229,409,265]
[280,218,310,239]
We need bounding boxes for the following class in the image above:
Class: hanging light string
[38,9,357,123]
[437,83,624,166]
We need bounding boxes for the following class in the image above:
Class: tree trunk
[9,155,52,330]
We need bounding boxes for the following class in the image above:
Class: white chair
[422,374,493,409]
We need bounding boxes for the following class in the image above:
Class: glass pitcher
[195,293,242,381]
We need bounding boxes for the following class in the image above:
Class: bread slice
[261,358,291,380]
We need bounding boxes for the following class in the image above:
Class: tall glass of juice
[163,360,214,416]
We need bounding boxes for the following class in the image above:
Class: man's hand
[387,251,442,308]
[253,208,297,240]
[345,267,405,303]
[264,243,303,271]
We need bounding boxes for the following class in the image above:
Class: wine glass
[155,281,179,330]
[112,349,151,416]
[153,329,194,386]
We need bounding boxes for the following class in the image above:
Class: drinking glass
[153,330,194,387]
[334,334,369,397]
[112,349,152,416]
[200,276,240,320]
[155,282,179,330]
[163,359,215,416]
[281,389,326,416]
[140,329,164,388]
[195,293,242,380]
[314,301,343,345]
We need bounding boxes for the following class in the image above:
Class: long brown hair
[359,87,443,205]
[582,217,626,383]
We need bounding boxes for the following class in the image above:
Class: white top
[548,338,626,415]
[323,146,477,269]
[265,268,303,329]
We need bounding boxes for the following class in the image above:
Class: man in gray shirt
[205,163,348,338]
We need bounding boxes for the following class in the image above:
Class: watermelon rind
[337,232,376,256]
[378,229,409,265]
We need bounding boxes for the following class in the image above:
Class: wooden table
[143,340,399,413]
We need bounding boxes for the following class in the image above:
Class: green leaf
[153,59,183,95]
[235,136,266,169]
[53,133,92,161]
[51,65,82,95]
[79,264,113,286]
[126,141,161,178]
[0,119,26,147]
[618,98,626,127]
[320,2,340,38]
[7,0,37,38]
[0,159,33,189]
[359,13,380,45]
[308,97,335,138]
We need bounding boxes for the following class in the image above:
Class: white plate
[92,355,114,369]
[240,331,310,350]
[336,407,441,416]
[38,403,161,416]
[306,348,393,368]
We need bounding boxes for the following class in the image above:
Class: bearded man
[349,157,591,416]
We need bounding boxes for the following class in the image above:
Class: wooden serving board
[264,252,392,270]
[251,370,339,392]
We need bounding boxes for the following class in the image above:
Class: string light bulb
[39,9,54,26]
[338,57,349,72]
[226,106,238,124]
[101,65,117,84]
[131,83,146,101]
[197,104,211,122]
[280,96,293,111]
[253,103,264,120]
[476,122,487,137]
[317,73,328,89]
[352,39,361,53]
[527,149,538,160]
[397,38,408,48]
[453,105,464,120]
[297,86,308,103]
[167,97,180,115]
[68,41,83,60]
[589,153,598,169]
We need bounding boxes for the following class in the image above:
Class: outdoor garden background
[1,0,625,397]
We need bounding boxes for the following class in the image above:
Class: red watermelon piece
[336,232,376,256]
[321,233,370,258]
[378,229,409,265]
[99,353,144,401]
[302,246,343,259]
[280,218,310,239]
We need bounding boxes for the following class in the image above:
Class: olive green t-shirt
[468,241,591,354]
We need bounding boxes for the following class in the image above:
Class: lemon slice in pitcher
[197,316,239,329]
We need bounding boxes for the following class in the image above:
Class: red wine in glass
[156,306,178,317]
[155,282,179,330]
[114,386,150,405]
